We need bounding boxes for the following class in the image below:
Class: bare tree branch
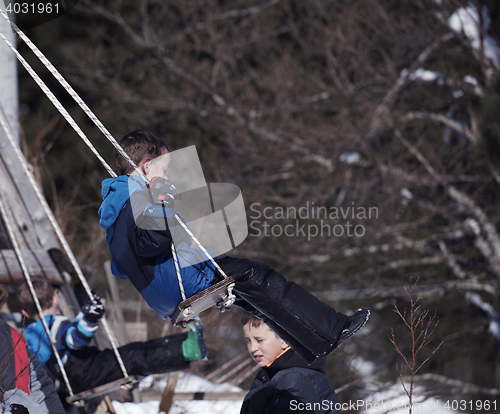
[402,111,477,144]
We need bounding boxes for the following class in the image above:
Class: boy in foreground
[240,312,342,414]
[99,129,369,364]
[17,277,207,394]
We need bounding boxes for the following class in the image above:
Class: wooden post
[159,372,179,413]
[0,249,63,285]
[103,260,129,344]
[0,1,19,144]
[204,351,247,382]
[136,292,143,322]
[103,395,117,414]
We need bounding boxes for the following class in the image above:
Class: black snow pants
[60,333,189,394]
[218,256,348,363]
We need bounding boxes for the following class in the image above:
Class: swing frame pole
[0,104,130,384]
[0,189,75,396]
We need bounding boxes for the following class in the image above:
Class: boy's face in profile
[145,151,170,181]
[243,322,288,367]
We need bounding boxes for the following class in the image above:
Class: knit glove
[181,316,208,362]
[146,176,177,208]
[81,291,105,324]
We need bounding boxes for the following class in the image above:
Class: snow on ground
[112,399,242,414]
[111,369,464,414]
[359,382,460,414]
[111,373,244,414]
[348,357,462,414]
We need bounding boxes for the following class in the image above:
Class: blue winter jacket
[24,313,99,368]
[99,175,215,319]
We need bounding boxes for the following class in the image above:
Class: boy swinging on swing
[99,130,369,364]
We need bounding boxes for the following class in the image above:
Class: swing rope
[0,10,147,182]
[0,11,153,384]
[170,214,236,323]
[170,244,186,302]
[174,214,229,280]
[0,188,75,395]
[0,29,115,177]
[0,14,193,310]
[0,10,232,327]
[0,104,129,387]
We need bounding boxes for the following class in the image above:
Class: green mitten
[181,317,208,361]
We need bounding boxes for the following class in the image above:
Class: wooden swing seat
[171,276,235,326]
[66,375,137,405]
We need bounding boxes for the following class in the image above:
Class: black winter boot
[336,309,370,348]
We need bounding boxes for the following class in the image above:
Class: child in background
[240,312,342,414]
[0,284,65,414]
[17,277,206,394]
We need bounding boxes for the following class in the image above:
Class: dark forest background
[12,0,500,411]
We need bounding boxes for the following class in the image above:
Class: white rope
[174,214,229,279]
[0,19,197,315]
[170,244,186,302]
[0,11,148,183]
[0,11,156,382]
[0,189,75,395]
[0,19,134,379]
[0,28,116,177]
[0,7,224,333]
[0,105,130,381]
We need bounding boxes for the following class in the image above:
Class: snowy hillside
[111,372,462,414]
[112,373,244,414]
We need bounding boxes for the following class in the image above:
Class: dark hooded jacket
[99,175,216,319]
[241,349,341,414]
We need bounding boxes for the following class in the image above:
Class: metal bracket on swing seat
[171,276,236,327]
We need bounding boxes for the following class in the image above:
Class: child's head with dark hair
[17,277,55,317]
[240,311,264,328]
[114,130,170,175]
